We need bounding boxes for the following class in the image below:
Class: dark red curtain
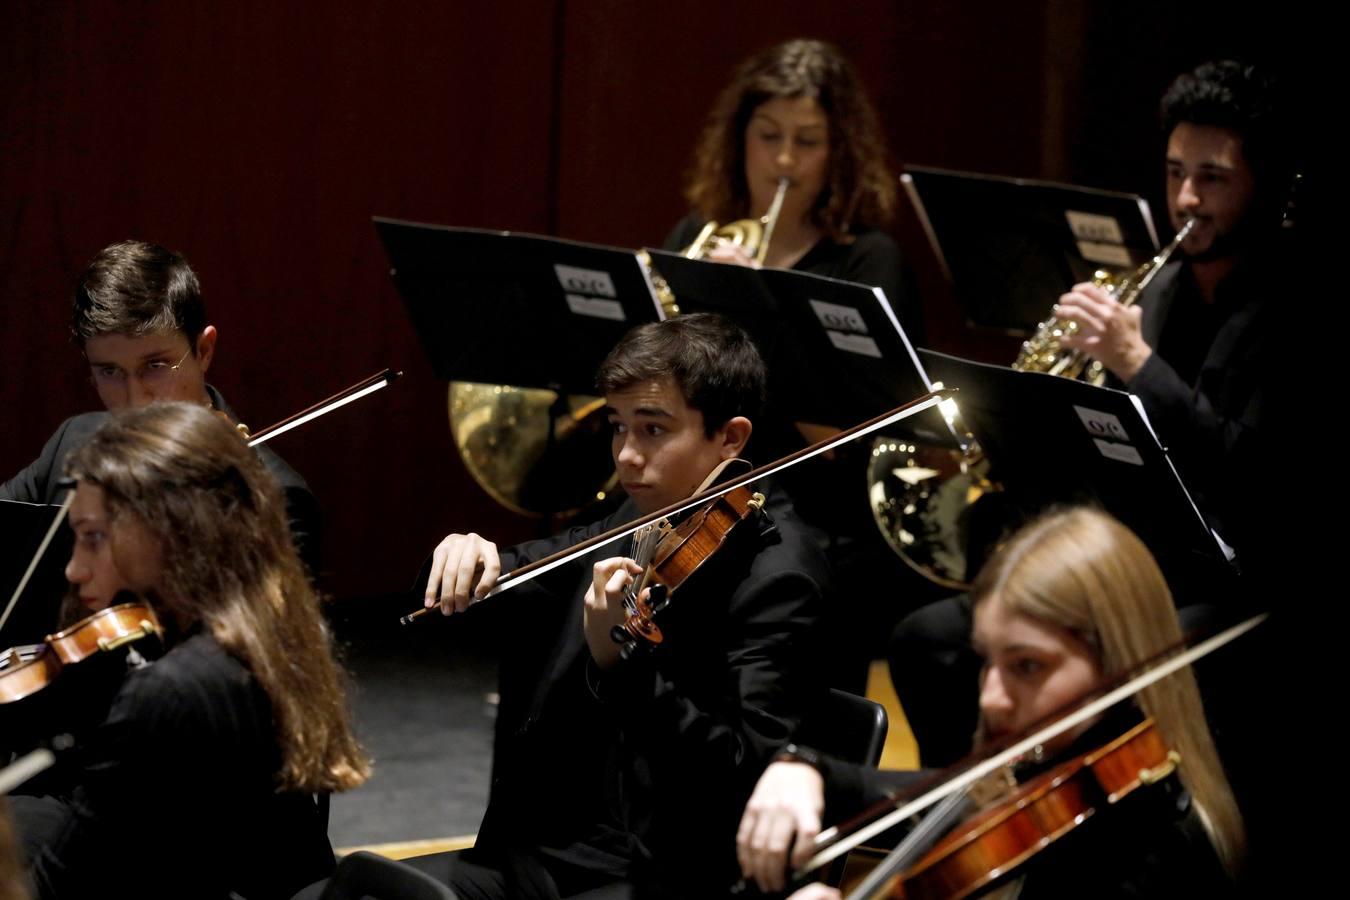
[0,1,1307,599]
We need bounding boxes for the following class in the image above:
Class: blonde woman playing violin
[740,508,1243,899]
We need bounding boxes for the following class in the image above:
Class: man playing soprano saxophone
[890,60,1298,771]
[1052,60,1293,552]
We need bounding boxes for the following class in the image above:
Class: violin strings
[627,520,673,611]
[624,525,661,612]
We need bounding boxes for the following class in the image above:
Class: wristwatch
[774,742,824,770]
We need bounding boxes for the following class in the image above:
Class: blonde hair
[971,507,1245,873]
[66,402,370,793]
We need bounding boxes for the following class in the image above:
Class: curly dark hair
[1161,60,1291,203]
[684,39,896,243]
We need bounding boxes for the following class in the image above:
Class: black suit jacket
[1127,259,1272,557]
[1,386,321,574]
[17,631,335,900]
[469,485,829,895]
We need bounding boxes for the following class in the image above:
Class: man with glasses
[1,240,320,606]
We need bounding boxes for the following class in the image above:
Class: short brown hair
[596,313,766,435]
[72,240,206,348]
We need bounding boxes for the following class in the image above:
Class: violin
[0,370,401,723]
[609,483,766,658]
[0,602,163,755]
[788,620,1263,885]
[855,718,1180,900]
[0,602,163,706]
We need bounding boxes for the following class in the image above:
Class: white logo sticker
[809,299,868,335]
[1094,438,1143,465]
[554,265,617,298]
[1065,210,1124,244]
[565,294,625,322]
[1073,405,1130,442]
[826,331,882,359]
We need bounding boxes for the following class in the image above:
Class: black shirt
[17,631,334,900]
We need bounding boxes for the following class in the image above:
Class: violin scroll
[611,584,670,661]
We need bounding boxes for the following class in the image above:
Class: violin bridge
[968,766,1018,807]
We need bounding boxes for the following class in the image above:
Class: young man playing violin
[0,240,318,641]
[412,313,830,899]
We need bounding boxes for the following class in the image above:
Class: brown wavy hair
[0,799,24,900]
[684,39,896,243]
[65,403,370,794]
[972,508,1245,874]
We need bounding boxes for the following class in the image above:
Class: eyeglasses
[89,347,193,390]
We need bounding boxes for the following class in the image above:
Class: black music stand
[374,218,662,394]
[643,250,949,443]
[1,499,72,647]
[918,349,1232,576]
[903,166,1161,334]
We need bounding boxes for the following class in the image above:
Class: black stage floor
[327,597,497,848]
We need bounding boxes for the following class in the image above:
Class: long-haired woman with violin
[10,402,369,899]
[666,39,920,336]
[738,507,1244,898]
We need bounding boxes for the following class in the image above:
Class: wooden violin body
[0,602,162,704]
[0,603,163,749]
[886,719,1179,900]
[612,486,765,654]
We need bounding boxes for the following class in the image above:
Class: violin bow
[0,369,402,635]
[0,489,75,635]
[401,389,953,624]
[244,368,401,447]
[0,747,57,795]
[841,787,976,900]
